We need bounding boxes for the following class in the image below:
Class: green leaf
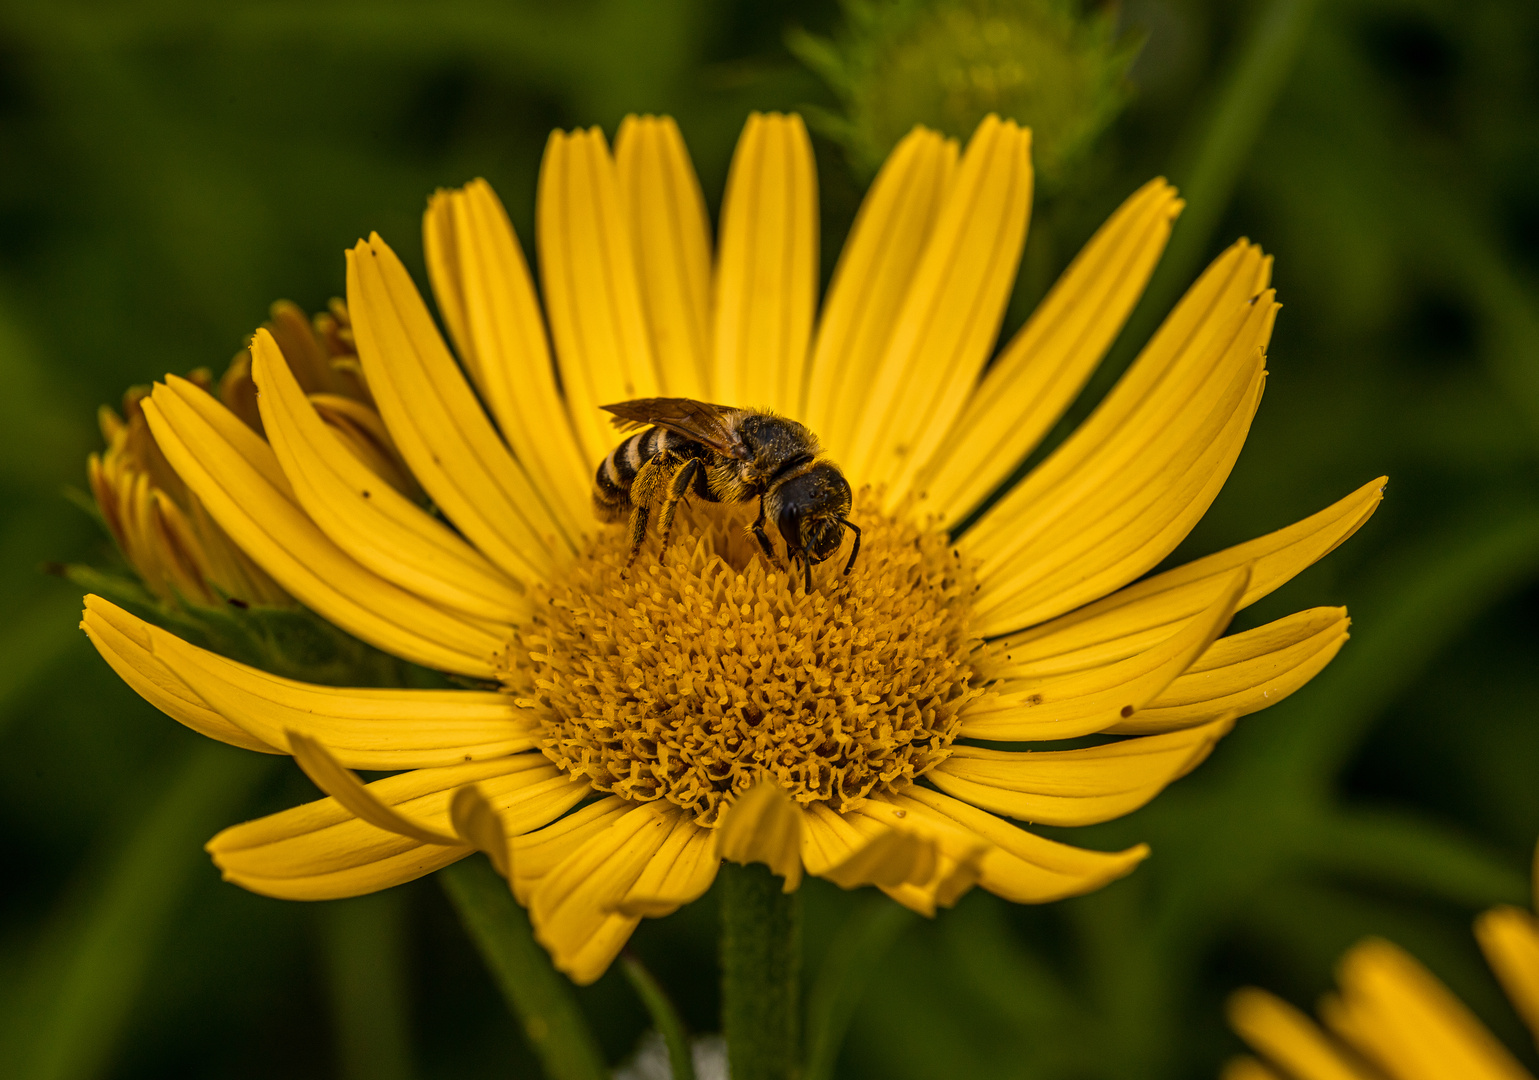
[621,954,696,1080]
[1309,808,1530,909]
[803,895,918,1080]
[438,858,608,1080]
[0,743,275,1080]
[320,891,417,1080]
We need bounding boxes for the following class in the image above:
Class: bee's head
[775,463,853,566]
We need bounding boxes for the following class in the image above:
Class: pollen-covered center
[502,496,982,825]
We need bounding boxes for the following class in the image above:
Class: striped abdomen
[592,426,714,522]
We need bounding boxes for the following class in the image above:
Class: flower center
[503,495,982,825]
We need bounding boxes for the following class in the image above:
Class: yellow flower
[80,111,1382,984]
[89,368,289,609]
[1225,844,1539,1080]
[86,299,415,608]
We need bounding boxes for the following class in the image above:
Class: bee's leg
[838,518,862,575]
[656,458,700,551]
[622,505,651,576]
[801,554,813,595]
[749,497,783,571]
[622,455,669,575]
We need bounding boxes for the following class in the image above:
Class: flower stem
[439,858,607,1080]
[719,861,802,1080]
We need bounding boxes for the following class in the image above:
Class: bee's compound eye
[803,516,845,563]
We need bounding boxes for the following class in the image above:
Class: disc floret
[508,497,982,824]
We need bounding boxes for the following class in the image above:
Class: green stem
[439,858,608,1080]
[719,861,802,1080]
[620,954,696,1080]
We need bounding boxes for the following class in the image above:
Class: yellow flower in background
[1225,843,1539,1080]
[81,110,1383,984]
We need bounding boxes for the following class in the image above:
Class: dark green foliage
[1,1,1537,1078]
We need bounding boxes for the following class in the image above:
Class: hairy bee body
[592,424,715,520]
[592,399,860,591]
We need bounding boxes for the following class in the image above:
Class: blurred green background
[2,0,1537,1077]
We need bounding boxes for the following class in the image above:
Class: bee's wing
[600,398,751,460]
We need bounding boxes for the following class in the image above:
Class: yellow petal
[966,266,1276,635]
[81,597,277,755]
[181,482,292,607]
[916,178,1184,525]
[855,796,990,915]
[529,802,676,984]
[994,478,1384,680]
[536,126,662,464]
[564,915,647,987]
[83,595,531,767]
[1475,906,1539,1049]
[712,112,817,414]
[844,116,1034,502]
[615,114,713,399]
[1329,938,1532,1080]
[289,731,463,846]
[930,715,1235,826]
[348,234,573,578]
[511,796,631,905]
[800,803,937,891]
[963,239,1267,561]
[615,816,720,918]
[896,788,1148,903]
[209,756,584,900]
[1105,607,1350,734]
[142,379,504,676]
[450,785,513,878]
[142,489,217,603]
[423,180,594,537]
[253,329,528,623]
[265,300,350,396]
[716,779,804,891]
[1227,988,1376,1080]
[803,126,957,454]
[964,568,1248,740]
[305,392,421,501]
[160,372,295,499]
[982,368,1267,639]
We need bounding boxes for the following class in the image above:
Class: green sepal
[63,562,440,690]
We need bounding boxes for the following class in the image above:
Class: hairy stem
[720,861,802,1080]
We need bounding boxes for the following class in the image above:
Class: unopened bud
[793,0,1140,186]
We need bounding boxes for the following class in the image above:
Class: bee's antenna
[802,554,813,595]
[838,518,862,576]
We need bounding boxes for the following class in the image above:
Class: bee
[593,397,861,593]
